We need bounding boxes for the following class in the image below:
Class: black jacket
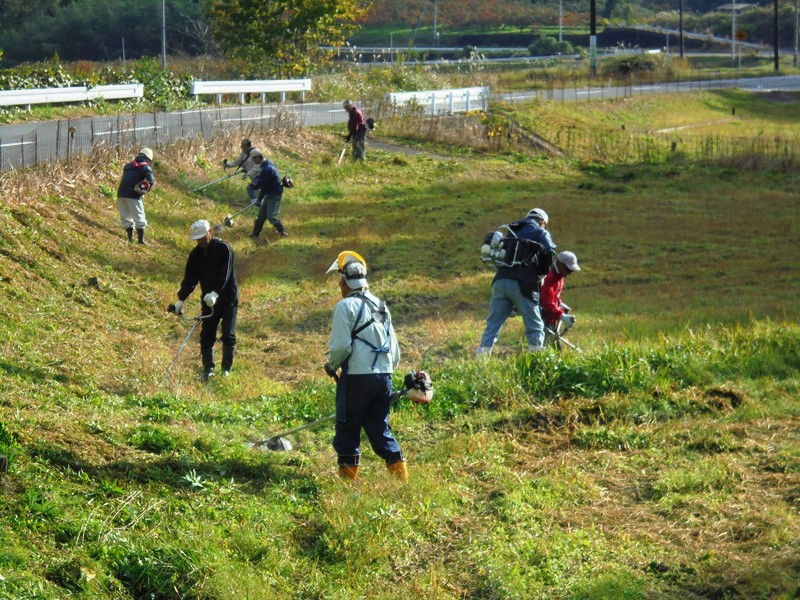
[117,154,155,199]
[178,238,238,306]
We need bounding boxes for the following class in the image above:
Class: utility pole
[590,0,597,75]
[731,0,736,65]
[433,0,438,47]
[794,0,799,68]
[679,0,685,58]
[559,0,564,42]
[161,0,167,69]
[774,0,780,71]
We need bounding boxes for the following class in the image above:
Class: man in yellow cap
[324,251,407,482]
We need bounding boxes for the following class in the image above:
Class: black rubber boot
[250,218,263,238]
[221,346,234,377]
[201,347,215,381]
[136,228,149,245]
[125,227,134,243]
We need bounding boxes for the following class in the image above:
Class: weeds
[0,96,798,598]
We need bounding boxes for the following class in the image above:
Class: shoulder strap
[349,293,391,368]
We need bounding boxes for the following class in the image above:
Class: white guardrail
[190,79,313,103]
[0,84,144,109]
[386,86,490,113]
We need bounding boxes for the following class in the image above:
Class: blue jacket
[493,219,556,298]
[255,160,283,201]
[117,154,154,199]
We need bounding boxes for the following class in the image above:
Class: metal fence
[0,102,349,171]
[0,72,796,171]
[535,125,800,167]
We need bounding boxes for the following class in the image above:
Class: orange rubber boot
[338,465,360,480]
[386,460,408,482]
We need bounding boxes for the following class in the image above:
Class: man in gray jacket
[223,139,257,203]
[324,251,407,482]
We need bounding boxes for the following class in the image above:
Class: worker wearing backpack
[476,208,556,356]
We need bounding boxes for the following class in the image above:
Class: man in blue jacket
[249,150,288,239]
[172,220,239,380]
[476,208,556,356]
[116,147,155,244]
[324,251,407,482]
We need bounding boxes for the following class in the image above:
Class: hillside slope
[0,105,799,598]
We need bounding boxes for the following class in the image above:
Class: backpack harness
[481,219,547,270]
[350,293,391,369]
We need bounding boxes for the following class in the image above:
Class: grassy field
[0,90,798,598]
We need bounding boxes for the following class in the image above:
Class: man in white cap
[324,251,407,482]
[342,99,367,160]
[527,207,549,229]
[116,147,155,244]
[171,220,239,380]
[541,251,581,346]
[476,208,556,356]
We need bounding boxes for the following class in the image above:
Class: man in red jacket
[342,99,367,161]
[541,251,581,345]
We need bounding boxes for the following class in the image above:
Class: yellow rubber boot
[386,460,408,482]
[338,465,360,480]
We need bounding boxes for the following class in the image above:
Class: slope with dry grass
[0,93,799,599]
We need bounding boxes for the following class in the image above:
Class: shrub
[128,425,179,454]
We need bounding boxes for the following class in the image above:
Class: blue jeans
[246,183,258,203]
[480,278,545,348]
[252,192,284,235]
[352,130,366,160]
[332,374,403,466]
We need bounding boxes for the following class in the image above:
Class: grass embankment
[0,91,799,598]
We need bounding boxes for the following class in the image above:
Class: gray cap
[342,261,368,289]
[557,251,580,272]
[189,220,210,240]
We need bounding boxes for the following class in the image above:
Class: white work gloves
[203,292,218,307]
[561,314,576,330]
[173,300,184,315]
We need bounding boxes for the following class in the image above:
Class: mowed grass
[0,91,798,599]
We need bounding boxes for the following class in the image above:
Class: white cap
[341,261,368,290]
[189,220,211,240]
[139,147,154,161]
[557,251,580,272]
[526,208,548,224]
[342,99,353,109]
[249,147,262,158]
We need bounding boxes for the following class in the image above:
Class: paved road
[1,74,799,170]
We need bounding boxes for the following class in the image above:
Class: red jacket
[540,267,565,325]
[347,106,366,135]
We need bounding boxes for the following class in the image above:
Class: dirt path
[651,118,738,134]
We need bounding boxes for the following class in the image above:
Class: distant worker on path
[249,150,288,239]
[541,251,581,347]
[116,147,155,245]
[324,251,407,482]
[342,99,367,161]
[172,220,239,381]
[223,138,257,203]
[476,208,556,356]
